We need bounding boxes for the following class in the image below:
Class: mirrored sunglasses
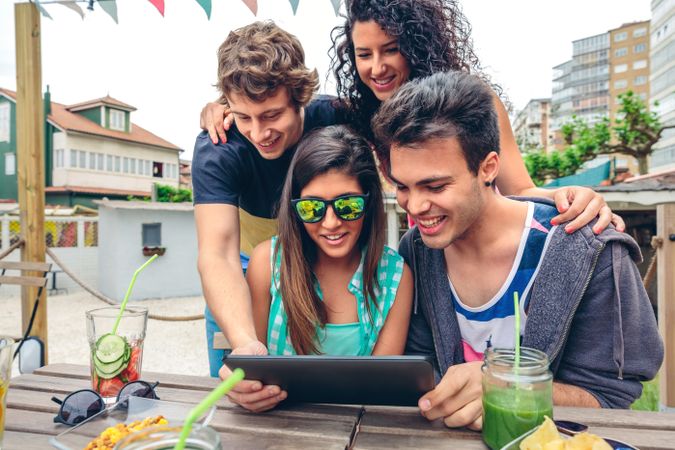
[51,380,159,426]
[291,193,369,223]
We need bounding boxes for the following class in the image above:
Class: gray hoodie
[400,198,663,408]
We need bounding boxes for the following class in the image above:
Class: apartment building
[609,21,651,122]
[551,33,610,148]
[650,0,675,171]
[0,88,182,207]
[512,98,552,153]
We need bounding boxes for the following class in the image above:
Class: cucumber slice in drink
[95,334,128,364]
[95,360,127,379]
[94,355,125,375]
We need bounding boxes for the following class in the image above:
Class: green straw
[111,254,159,335]
[174,368,245,450]
[513,291,521,370]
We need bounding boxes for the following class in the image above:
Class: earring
[485,181,492,187]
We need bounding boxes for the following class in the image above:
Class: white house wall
[52,131,180,191]
[98,206,201,300]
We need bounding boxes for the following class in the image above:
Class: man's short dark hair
[371,71,500,174]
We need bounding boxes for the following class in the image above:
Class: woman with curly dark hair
[330,0,487,143]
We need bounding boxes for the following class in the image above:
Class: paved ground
[0,291,210,378]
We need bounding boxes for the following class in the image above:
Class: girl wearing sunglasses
[232,125,413,412]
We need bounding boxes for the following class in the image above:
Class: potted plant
[142,246,166,257]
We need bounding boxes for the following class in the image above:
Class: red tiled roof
[45,185,151,197]
[0,88,180,152]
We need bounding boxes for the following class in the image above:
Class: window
[634,43,646,53]
[70,149,78,168]
[109,109,125,131]
[633,27,647,38]
[614,47,627,57]
[614,79,628,89]
[88,152,96,170]
[4,152,15,175]
[106,154,113,171]
[614,32,627,42]
[54,149,64,168]
[130,158,136,174]
[79,150,86,168]
[114,156,121,172]
[634,75,647,86]
[123,157,129,173]
[633,60,647,70]
[614,64,627,74]
[0,102,10,142]
[153,161,163,178]
[142,223,161,247]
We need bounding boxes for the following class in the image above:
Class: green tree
[524,91,675,185]
[127,184,192,203]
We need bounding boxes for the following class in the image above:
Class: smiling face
[389,137,488,250]
[299,169,365,262]
[227,88,304,160]
[351,20,411,102]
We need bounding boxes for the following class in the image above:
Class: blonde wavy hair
[217,21,319,109]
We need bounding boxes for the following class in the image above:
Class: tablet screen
[223,355,435,406]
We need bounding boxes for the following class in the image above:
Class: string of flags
[31,0,343,23]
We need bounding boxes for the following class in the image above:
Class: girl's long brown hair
[275,125,385,355]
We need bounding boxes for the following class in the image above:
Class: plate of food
[50,396,216,450]
[500,416,638,450]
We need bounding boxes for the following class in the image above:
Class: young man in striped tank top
[372,72,663,431]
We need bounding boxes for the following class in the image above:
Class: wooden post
[657,203,675,409]
[15,2,48,362]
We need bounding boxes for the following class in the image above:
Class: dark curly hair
[329,0,499,142]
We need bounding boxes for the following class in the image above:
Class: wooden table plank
[2,430,53,450]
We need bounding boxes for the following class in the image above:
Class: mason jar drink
[481,347,553,450]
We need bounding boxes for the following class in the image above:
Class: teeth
[418,217,443,227]
[373,76,394,85]
[259,136,279,147]
[324,234,345,241]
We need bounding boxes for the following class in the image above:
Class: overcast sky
[0,0,651,159]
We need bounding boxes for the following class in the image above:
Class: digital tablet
[223,355,435,406]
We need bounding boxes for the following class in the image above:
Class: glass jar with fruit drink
[86,306,148,399]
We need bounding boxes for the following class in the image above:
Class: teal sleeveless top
[266,236,405,356]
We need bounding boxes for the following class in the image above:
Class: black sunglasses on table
[51,380,159,426]
[291,193,369,223]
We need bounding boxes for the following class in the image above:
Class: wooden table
[4,364,675,449]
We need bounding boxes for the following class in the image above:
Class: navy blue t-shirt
[192,95,344,257]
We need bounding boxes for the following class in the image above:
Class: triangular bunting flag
[241,0,257,16]
[34,0,53,20]
[194,0,212,19]
[54,1,85,19]
[288,0,299,15]
[97,0,118,23]
[148,0,164,16]
[329,0,341,15]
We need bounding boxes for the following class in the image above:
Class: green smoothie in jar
[481,347,553,450]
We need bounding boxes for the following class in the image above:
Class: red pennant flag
[148,0,164,16]
[241,0,257,16]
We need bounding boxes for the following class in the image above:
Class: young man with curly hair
[191,22,343,393]
[371,71,663,430]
